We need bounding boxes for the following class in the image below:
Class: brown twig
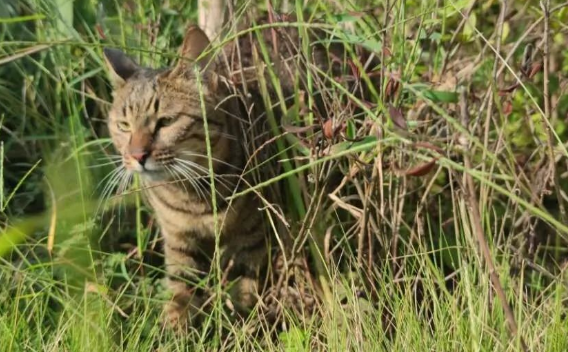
[480,0,505,188]
[540,0,567,236]
[458,90,528,352]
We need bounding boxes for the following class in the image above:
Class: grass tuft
[2,0,568,351]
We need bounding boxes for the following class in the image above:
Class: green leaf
[463,12,477,41]
[0,219,33,257]
[279,327,308,352]
[330,13,363,23]
[346,119,357,139]
[331,135,378,154]
[422,90,458,103]
[0,14,45,24]
[331,32,382,53]
[55,0,74,37]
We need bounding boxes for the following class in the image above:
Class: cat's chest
[142,182,234,238]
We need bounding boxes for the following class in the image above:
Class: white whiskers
[93,151,242,218]
[95,161,133,220]
[170,156,239,204]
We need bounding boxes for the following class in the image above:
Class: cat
[103,16,379,329]
[103,26,267,329]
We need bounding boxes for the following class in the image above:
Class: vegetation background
[1,0,568,351]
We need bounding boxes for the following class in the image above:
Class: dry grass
[1,0,568,351]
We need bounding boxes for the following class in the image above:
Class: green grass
[2,0,568,351]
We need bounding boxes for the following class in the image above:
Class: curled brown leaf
[503,100,513,116]
[405,158,439,177]
[385,78,400,100]
[388,105,407,130]
[323,119,346,140]
[528,62,543,79]
[498,82,520,96]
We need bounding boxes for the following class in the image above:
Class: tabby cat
[103,17,377,329]
[103,26,267,328]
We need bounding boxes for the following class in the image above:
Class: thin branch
[540,0,567,228]
[480,0,506,206]
[459,89,528,352]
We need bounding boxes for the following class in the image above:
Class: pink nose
[131,151,149,166]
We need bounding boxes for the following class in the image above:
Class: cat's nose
[131,151,149,166]
[129,130,152,168]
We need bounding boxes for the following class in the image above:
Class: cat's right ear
[169,25,213,77]
[103,48,139,87]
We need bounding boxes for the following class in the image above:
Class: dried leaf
[388,105,407,130]
[367,70,381,78]
[405,159,438,177]
[503,100,513,116]
[385,78,400,100]
[0,44,51,66]
[360,100,377,109]
[323,119,335,139]
[283,124,317,134]
[528,62,542,79]
[347,59,360,78]
[412,142,444,154]
[95,24,106,40]
[323,119,345,140]
[498,82,520,96]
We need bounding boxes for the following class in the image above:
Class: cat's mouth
[123,152,208,183]
[138,169,168,182]
[123,155,169,178]
[132,166,171,183]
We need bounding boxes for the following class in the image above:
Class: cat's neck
[142,176,233,209]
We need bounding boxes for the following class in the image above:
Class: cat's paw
[162,296,204,333]
[229,276,259,314]
[163,300,190,332]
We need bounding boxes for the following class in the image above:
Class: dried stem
[459,90,528,352]
[198,0,226,40]
[540,0,567,230]
[481,0,505,176]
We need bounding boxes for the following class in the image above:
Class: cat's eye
[156,116,177,129]
[117,121,131,132]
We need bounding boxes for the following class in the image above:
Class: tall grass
[1,0,568,351]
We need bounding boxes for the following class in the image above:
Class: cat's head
[103,26,237,182]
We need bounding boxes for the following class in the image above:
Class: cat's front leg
[162,235,211,330]
[224,229,268,315]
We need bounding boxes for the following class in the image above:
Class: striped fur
[104,26,267,329]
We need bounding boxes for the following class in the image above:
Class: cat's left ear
[170,25,214,76]
[103,48,140,87]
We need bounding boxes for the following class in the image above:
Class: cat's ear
[103,48,140,87]
[170,25,213,76]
